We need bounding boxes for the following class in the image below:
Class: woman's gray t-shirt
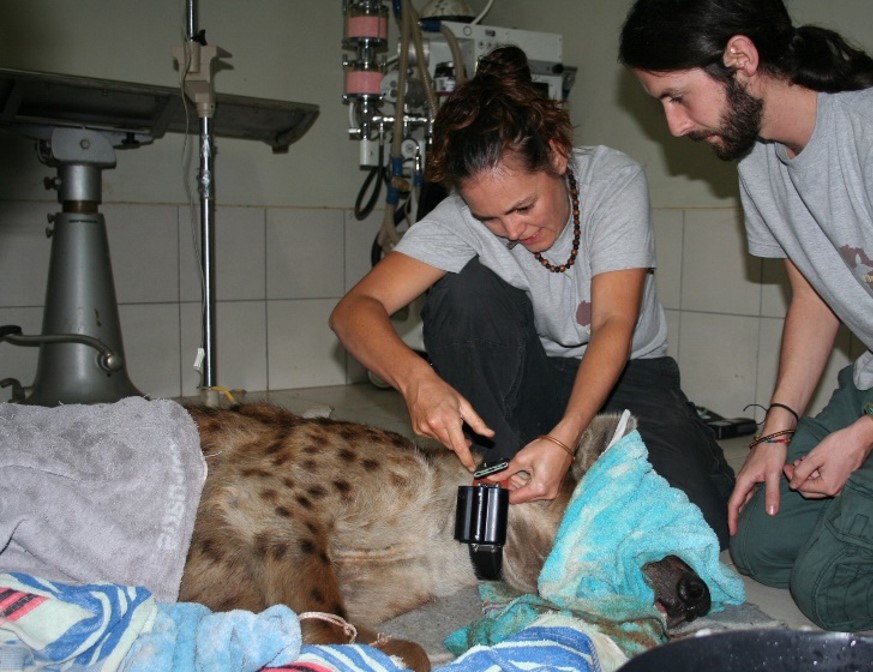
[394,145,668,361]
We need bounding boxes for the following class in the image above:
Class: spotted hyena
[179,402,711,672]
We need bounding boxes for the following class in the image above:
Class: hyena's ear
[570,412,638,481]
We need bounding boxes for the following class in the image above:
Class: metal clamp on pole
[172,39,230,120]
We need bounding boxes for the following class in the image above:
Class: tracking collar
[454,482,509,581]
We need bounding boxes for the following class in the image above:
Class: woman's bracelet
[537,434,575,458]
[748,428,795,450]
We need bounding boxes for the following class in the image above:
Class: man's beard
[688,77,763,161]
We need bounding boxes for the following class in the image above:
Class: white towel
[0,397,206,602]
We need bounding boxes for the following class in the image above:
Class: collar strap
[468,543,503,580]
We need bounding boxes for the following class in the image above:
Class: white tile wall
[0,199,366,401]
[0,199,861,418]
[661,207,854,419]
[180,206,267,303]
[103,204,179,304]
[678,311,760,415]
[343,209,383,292]
[681,208,762,315]
[119,302,181,399]
[652,209,683,310]
[266,298,346,389]
[0,201,53,307]
[662,308,681,360]
[180,300,268,396]
[267,208,344,299]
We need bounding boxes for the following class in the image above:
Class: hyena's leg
[257,525,431,672]
[255,522,349,640]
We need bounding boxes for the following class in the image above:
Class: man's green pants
[730,365,873,631]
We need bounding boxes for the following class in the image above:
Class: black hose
[354,137,389,221]
[370,235,383,268]
[0,325,23,338]
[354,165,385,221]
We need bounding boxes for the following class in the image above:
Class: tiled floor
[247,382,820,632]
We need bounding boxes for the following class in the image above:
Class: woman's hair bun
[475,45,533,85]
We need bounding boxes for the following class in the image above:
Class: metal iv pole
[174,0,226,391]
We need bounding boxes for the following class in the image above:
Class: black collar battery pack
[454,482,509,580]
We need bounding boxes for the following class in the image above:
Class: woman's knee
[423,259,531,343]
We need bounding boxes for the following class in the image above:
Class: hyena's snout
[643,554,711,627]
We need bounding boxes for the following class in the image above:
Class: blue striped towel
[438,615,606,672]
[0,573,156,671]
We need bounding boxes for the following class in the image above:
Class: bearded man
[620,0,873,633]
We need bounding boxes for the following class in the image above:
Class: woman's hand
[727,441,789,536]
[486,436,572,503]
[404,375,494,472]
[784,419,873,498]
[330,252,495,470]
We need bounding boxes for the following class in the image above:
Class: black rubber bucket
[618,629,873,671]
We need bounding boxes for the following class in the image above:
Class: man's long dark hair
[619,0,873,92]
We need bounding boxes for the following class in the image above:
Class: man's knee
[729,500,794,588]
[790,490,873,631]
[790,534,873,631]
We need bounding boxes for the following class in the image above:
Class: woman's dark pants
[421,258,735,548]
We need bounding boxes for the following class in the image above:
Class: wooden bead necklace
[534,166,580,273]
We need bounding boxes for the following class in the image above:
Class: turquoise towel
[539,418,745,613]
[444,586,663,660]
[446,412,745,659]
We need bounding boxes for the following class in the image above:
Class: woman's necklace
[533,167,580,273]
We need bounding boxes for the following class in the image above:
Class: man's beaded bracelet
[748,428,795,450]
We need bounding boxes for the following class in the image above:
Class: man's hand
[784,421,873,498]
[727,441,788,535]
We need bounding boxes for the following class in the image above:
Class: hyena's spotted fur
[179,403,704,671]
[180,402,498,670]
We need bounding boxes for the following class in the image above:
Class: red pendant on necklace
[533,167,580,273]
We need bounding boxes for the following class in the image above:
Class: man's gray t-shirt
[739,88,873,389]
[394,145,668,361]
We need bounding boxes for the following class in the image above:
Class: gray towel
[0,397,206,602]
